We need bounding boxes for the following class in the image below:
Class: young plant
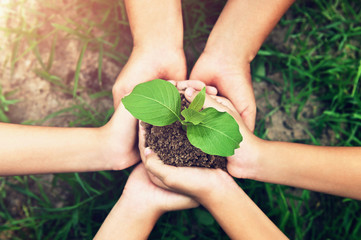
[122,79,242,157]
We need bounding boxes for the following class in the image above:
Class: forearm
[125,0,183,50]
[201,182,287,239]
[0,123,106,175]
[204,0,294,63]
[94,196,161,240]
[258,141,361,200]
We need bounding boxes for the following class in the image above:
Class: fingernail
[185,87,195,97]
[144,148,153,156]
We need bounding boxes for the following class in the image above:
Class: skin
[0,80,215,176]
[0,102,139,175]
[184,87,361,200]
[190,0,295,131]
[139,128,287,239]
[112,0,186,109]
[94,163,198,240]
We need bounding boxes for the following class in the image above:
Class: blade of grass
[73,41,88,98]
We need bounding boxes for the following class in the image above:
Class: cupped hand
[112,47,187,109]
[99,101,139,171]
[189,51,256,131]
[138,122,234,203]
[183,87,263,180]
[122,163,199,214]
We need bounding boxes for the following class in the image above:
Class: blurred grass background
[0,0,360,239]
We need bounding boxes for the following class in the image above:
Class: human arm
[138,126,287,239]
[256,142,361,200]
[184,87,361,200]
[0,102,139,176]
[140,148,287,239]
[112,0,186,108]
[94,163,198,240]
[190,0,295,131]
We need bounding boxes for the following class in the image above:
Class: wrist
[120,191,164,221]
[132,45,185,61]
[95,195,161,240]
[196,170,238,206]
[252,139,280,183]
[126,0,184,52]
[200,174,241,209]
[203,41,253,66]
[198,47,251,77]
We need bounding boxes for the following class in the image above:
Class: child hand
[112,48,186,109]
[138,124,235,203]
[122,163,199,214]
[190,53,256,131]
[183,87,264,180]
[99,101,140,170]
[94,163,198,240]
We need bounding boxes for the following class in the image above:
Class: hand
[122,163,199,214]
[189,51,256,132]
[94,163,198,240]
[112,47,187,109]
[183,87,264,180]
[99,101,140,170]
[138,121,235,203]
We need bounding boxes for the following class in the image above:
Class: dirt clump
[142,95,227,170]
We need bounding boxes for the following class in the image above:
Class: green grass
[0,0,360,239]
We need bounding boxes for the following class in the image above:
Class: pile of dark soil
[142,95,227,170]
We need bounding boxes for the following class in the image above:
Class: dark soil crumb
[143,94,227,170]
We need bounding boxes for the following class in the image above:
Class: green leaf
[188,87,205,112]
[122,79,181,126]
[186,108,242,157]
[181,108,205,125]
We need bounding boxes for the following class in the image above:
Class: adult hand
[190,52,256,131]
[112,47,186,109]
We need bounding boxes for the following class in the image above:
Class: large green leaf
[122,79,181,126]
[186,107,242,157]
[181,108,205,125]
[188,87,205,112]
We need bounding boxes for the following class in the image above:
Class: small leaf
[188,87,205,112]
[181,108,205,125]
[187,108,242,157]
[122,79,181,126]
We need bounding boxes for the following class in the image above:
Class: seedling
[122,79,242,157]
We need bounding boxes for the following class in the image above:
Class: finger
[212,96,238,113]
[184,87,244,126]
[146,170,171,190]
[144,148,177,185]
[205,86,218,95]
[138,122,147,161]
[184,87,230,112]
[177,80,205,91]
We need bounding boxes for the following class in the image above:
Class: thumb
[143,148,173,184]
[111,101,137,126]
